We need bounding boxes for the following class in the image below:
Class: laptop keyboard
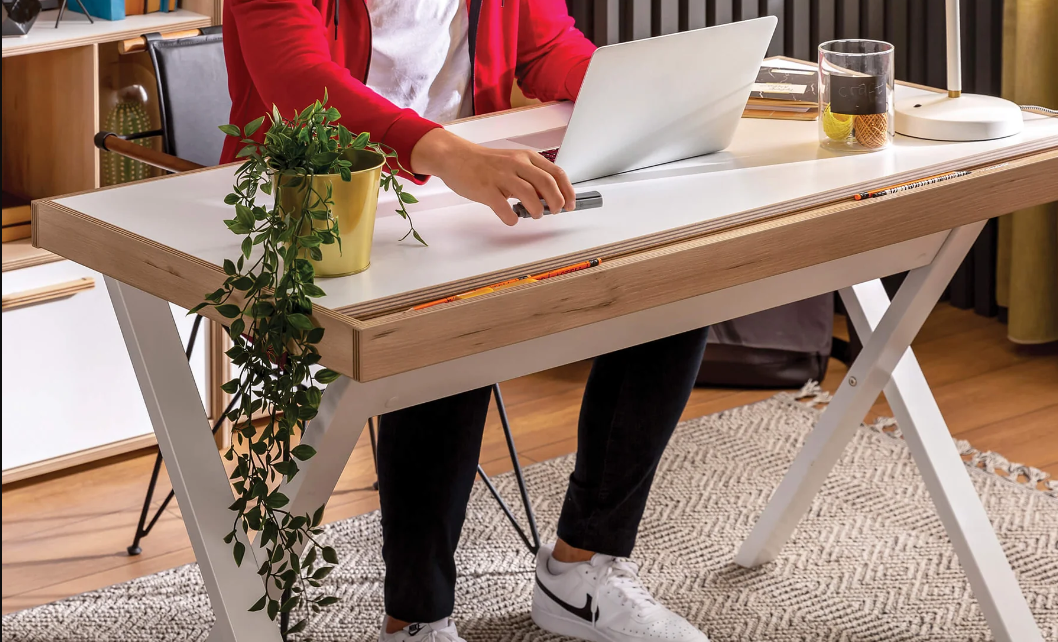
[538,147,559,162]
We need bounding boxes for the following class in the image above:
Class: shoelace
[590,557,662,624]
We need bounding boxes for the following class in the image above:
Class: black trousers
[376,327,710,623]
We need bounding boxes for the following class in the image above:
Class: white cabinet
[2,258,209,479]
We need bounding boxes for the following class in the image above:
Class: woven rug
[4,387,1056,642]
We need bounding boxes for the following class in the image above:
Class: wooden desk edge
[353,149,1058,381]
[31,147,1056,383]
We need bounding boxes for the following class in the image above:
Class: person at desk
[223,1,711,640]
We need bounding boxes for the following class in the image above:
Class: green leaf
[280,595,301,613]
[219,124,241,137]
[241,236,253,259]
[221,378,240,394]
[266,492,290,508]
[287,313,315,331]
[314,369,341,384]
[399,191,418,204]
[287,620,308,634]
[322,546,338,564]
[316,596,339,607]
[223,259,237,276]
[312,566,333,580]
[311,506,326,528]
[291,444,316,461]
[244,115,266,136]
[267,597,279,621]
[233,541,245,566]
[249,595,268,612]
[353,132,370,147]
[216,304,242,319]
[187,302,208,316]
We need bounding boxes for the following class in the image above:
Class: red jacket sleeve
[515,0,597,101]
[227,0,439,179]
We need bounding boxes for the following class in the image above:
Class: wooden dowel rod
[96,134,205,174]
[119,29,203,55]
[2,277,95,311]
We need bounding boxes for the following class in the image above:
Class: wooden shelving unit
[2,7,215,202]
[1,3,222,483]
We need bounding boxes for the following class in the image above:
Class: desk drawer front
[1,260,207,474]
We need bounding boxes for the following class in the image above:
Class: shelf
[1,9,211,58]
[2,238,61,273]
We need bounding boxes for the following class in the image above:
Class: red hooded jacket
[220,0,596,173]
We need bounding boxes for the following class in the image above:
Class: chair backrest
[144,26,229,167]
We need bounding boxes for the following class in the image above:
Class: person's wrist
[410,128,462,176]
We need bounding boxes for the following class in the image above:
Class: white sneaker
[532,544,709,642]
[378,617,466,642]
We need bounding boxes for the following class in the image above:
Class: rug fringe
[786,381,1057,498]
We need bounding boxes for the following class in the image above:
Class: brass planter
[276,149,384,277]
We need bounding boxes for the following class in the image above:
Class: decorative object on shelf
[895,0,1023,141]
[102,87,154,186]
[52,0,94,27]
[192,95,419,635]
[67,0,122,21]
[2,0,41,36]
[818,39,894,153]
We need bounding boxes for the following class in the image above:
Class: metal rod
[492,383,540,553]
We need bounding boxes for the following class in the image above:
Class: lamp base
[895,93,1023,141]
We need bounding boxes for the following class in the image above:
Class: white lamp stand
[894,0,1022,141]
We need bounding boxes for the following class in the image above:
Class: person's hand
[410,128,576,226]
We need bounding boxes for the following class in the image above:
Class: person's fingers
[486,191,519,226]
[516,163,565,217]
[526,152,576,210]
[506,177,544,219]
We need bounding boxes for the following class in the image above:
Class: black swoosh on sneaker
[406,623,426,636]
[536,573,594,622]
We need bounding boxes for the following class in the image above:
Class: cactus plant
[101,93,152,186]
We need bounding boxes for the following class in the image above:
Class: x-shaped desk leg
[106,277,283,642]
[734,222,1042,642]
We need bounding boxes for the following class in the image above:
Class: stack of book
[743,63,819,121]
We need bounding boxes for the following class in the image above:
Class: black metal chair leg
[367,384,541,554]
[128,315,214,556]
[368,417,379,491]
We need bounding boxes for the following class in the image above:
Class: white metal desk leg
[105,277,281,642]
[735,222,985,569]
[840,280,1042,642]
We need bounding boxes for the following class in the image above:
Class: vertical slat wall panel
[761,0,786,56]
[810,0,836,56]
[653,0,681,36]
[708,0,735,25]
[621,0,653,41]
[925,0,947,88]
[862,0,885,41]
[567,0,1004,91]
[734,0,759,20]
[681,0,709,30]
[593,0,621,46]
[836,0,860,38]
[786,0,812,61]
[886,0,910,81]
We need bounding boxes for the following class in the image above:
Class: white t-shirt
[364,0,474,124]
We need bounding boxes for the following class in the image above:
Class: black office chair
[95,28,540,568]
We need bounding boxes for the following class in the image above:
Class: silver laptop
[486,16,778,183]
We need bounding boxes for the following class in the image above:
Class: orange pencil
[854,171,966,200]
[531,258,601,281]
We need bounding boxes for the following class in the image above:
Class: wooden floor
[2,304,1056,615]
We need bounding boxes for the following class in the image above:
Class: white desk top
[54,86,1058,317]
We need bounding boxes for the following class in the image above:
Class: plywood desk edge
[353,148,1058,381]
[32,147,1057,383]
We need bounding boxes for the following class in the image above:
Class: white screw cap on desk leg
[895,93,1024,142]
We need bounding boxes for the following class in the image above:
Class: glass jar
[818,39,895,152]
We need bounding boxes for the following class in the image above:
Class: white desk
[33,85,1058,641]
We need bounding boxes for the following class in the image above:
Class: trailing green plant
[190,94,419,634]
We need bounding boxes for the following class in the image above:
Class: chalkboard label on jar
[829,74,887,115]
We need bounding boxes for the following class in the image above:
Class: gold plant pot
[275,149,384,278]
